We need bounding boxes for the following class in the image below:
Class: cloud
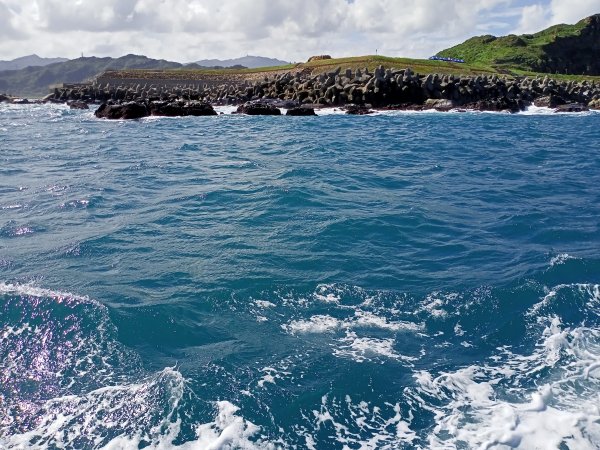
[549,0,600,24]
[515,3,551,33]
[0,1,26,39]
[0,0,596,62]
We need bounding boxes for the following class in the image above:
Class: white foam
[284,315,341,334]
[305,394,417,449]
[549,253,577,267]
[412,303,600,450]
[0,282,94,305]
[1,367,270,450]
[333,331,418,363]
[283,311,421,335]
[253,300,276,309]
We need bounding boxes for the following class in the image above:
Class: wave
[0,283,266,449]
[2,258,600,449]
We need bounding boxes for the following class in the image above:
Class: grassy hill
[437,14,600,75]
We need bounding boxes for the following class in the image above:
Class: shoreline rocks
[94,100,218,120]
[8,66,600,118]
[235,101,281,115]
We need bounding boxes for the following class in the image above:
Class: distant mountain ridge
[0,54,290,97]
[438,14,600,75]
[0,54,184,97]
[0,54,69,71]
[191,55,289,69]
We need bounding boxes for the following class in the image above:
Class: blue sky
[0,0,599,62]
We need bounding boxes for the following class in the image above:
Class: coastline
[2,65,599,118]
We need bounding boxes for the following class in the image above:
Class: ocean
[1,103,599,449]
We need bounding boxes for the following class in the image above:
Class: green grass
[437,16,594,72]
[107,54,600,84]
[106,55,501,80]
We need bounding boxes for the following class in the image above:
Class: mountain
[191,55,289,69]
[437,14,600,75]
[0,54,69,71]
[0,54,183,97]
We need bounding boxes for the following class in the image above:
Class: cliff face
[438,14,600,75]
[536,15,600,75]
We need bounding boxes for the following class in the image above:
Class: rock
[344,104,374,115]
[554,103,589,113]
[41,93,55,103]
[94,102,149,120]
[69,101,90,110]
[587,98,600,110]
[236,101,281,115]
[286,107,317,116]
[534,94,566,108]
[149,100,217,116]
[12,98,30,104]
[0,94,11,103]
[423,99,457,111]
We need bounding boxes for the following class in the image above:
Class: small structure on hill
[307,55,332,62]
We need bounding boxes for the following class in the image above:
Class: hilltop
[437,14,600,75]
[191,55,289,69]
[0,54,69,71]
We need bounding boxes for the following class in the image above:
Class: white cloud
[549,0,600,24]
[0,0,597,62]
[515,3,551,33]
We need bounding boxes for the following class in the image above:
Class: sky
[0,0,599,63]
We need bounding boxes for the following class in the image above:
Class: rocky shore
[2,66,600,118]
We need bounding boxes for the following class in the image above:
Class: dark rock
[149,100,216,116]
[534,94,566,108]
[94,102,149,120]
[554,103,589,113]
[0,94,10,103]
[464,98,524,113]
[423,99,457,111]
[12,98,29,105]
[69,101,89,110]
[286,107,317,116]
[345,104,374,115]
[41,93,55,103]
[236,101,281,115]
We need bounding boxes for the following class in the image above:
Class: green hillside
[438,14,600,75]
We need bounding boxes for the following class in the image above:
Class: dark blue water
[1,104,599,449]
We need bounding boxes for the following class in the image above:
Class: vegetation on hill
[438,14,600,75]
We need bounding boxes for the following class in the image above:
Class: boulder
[587,98,600,110]
[236,101,281,115]
[94,102,149,120]
[0,94,10,103]
[149,100,217,116]
[344,104,374,115]
[286,107,317,116]
[41,93,55,103]
[554,103,589,113]
[533,94,566,108]
[12,98,29,105]
[423,99,457,111]
[69,101,90,110]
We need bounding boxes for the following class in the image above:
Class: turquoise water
[1,104,599,449]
